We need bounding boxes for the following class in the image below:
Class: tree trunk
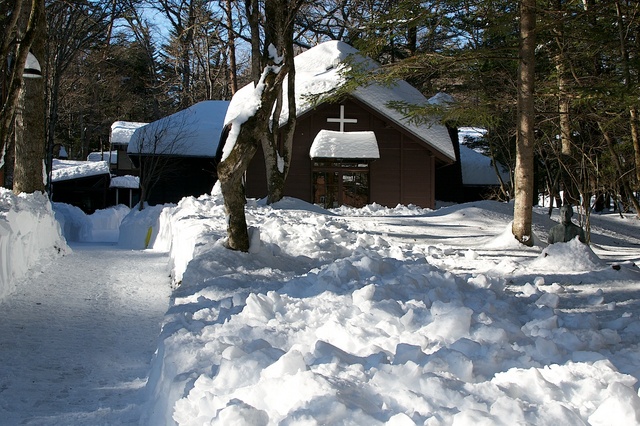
[512,0,536,246]
[631,107,640,185]
[557,62,572,157]
[553,0,572,157]
[219,63,287,250]
[218,167,250,251]
[246,0,261,85]
[219,0,301,250]
[226,0,238,95]
[615,1,640,187]
[1,0,35,185]
[261,134,284,204]
[217,117,261,252]
[13,0,46,194]
[262,0,299,205]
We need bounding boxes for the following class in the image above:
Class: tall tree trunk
[246,0,261,85]
[262,0,298,205]
[226,0,238,95]
[631,107,640,184]
[219,0,300,251]
[553,0,572,156]
[557,61,572,156]
[218,116,262,252]
[1,0,33,185]
[103,0,118,59]
[13,0,46,194]
[513,0,536,246]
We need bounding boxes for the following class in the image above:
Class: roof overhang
[310,130,380,159]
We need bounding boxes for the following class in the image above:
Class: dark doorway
[312,160,371,208]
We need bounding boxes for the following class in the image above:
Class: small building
[88,147,141,208]
[50,159,111,213]
[127,101,230,205]
[225,41,457,209]
[109,121,147,176]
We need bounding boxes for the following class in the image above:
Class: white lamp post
[23,51,42,79]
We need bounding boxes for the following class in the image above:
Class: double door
[312,161,370,208]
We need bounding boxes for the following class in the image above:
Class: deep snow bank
[119,204,172,249]
[0,189,69,300]
[152,195,232,284]
[53,203,130,243]
[142,196,640,425]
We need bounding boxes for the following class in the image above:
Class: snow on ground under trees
[1,190,640,425]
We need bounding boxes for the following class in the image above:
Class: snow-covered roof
[87,151,117,164]
[310,130,379,159]
[457,127,510,186]
[224,40,456,162]
[51,159,110,182]
[110,121,147,145]
[110,175,139,189]
[128,101,230,157]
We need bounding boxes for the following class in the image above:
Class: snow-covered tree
[217,0,302,252]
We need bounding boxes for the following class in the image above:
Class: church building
[226,40,459,209]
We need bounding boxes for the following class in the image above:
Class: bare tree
[127,111,197,209]
[45,0,114,172]
[261,0,298,204]
[217,0,302,252]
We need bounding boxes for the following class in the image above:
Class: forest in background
[2,0,640,218]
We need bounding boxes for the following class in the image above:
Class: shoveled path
[0,243,171,425]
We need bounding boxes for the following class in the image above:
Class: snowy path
[0,243,171,425]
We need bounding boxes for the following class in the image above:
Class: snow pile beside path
[0,189,68,301]
[143,196,640,426]
[54,203,130,243]
[152,196,227,283]
[119,204,174,249]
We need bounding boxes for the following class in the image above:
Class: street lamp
[23,52,42,79]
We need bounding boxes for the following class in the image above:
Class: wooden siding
[245,97,448,208]
[134,156,218,206]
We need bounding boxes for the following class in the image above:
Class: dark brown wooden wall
[245,97,442,208]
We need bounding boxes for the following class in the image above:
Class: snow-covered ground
[0,189,69,300]
[0,197,171,424]
[143,194,640,425]
[1,190,639,425]
[0,243,171,425]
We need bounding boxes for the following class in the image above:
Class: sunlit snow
[2,189,640,425]
[142,194,640,425]
[50,159,110,182]
[310,129,380,159]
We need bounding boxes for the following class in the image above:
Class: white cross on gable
[327,105,358,132]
